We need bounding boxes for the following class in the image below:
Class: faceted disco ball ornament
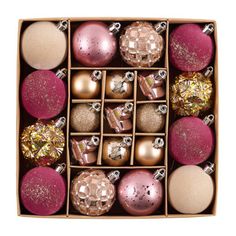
[71,169,120,216]
[21,117,66,166]
[120,21,166,67]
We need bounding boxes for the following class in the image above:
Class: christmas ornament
[138,70,166,100]
[169,23,214,71]
[21,117,66,166]
[102,137,132,166]
[20,164,66,215]
[168,163,215,214]
[169,115,214,165]
[105,103,133,133]
[73,21,120,66]
[21,69,67,119]
[136,104,167,133]
[135,137,164,166]
[106,71,134,99]
[170,67,213,116]
[120,21,166,67]
[70,136,100,166]
[21,21,67,70]
[71,169,120,216]
[118,169,165,216]
[71,70,102,99]
[70,103,101,132]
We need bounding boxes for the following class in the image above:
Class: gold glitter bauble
[120,21,164,67]
[21,117,66,166]
[170,72,213,116]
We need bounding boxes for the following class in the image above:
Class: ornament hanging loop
[157,104,167,114]
[55,117,66,129]
[203,23,214,35]
[56,68,67,79]
[107,170,120,183]
[90,102,101,112]
[203,162,215,175]
[121,136,132,147]
[153,168,165,181]
[91,70,102,81]
[153,137,164,149]
[109,22,121,34]
[203,114,214,126]
[124,71,135,82]
[155,69,167,81]
[204,66,214,78]
[55,163,66,174]
[124,102,133,113]
[154,22,167,34]
[57,20,68,31]
[88,136,100,146]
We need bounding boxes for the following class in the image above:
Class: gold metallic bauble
[170,72,213,116]
[135,137,164,166]
[21,117,66,166]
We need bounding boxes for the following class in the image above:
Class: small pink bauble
[72,21,118,66]
[169,117,214,165]
[20,166,66,215]
[169,24,214,71]
[118,169,163,216]
[21,70,67,119]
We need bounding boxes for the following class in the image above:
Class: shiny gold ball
[135,137,164,166]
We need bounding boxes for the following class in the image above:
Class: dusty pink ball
[169,117,214,165]
[169,24,214,71]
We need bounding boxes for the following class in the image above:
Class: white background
[0,0,235,235]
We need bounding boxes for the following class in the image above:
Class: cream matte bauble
[21,21,67,69]
[168,165,214,214]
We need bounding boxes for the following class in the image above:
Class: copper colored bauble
[102,137,132,166]
[21,117,66,166]
[168,164,215,214]
[135,137,164,166]
[136,104,167,133]
[118,169,165,216]
[106,71,134,99]
[120,21,166,67]
[170,68,213,116]
[72,21,120,67]
[71,169,120,216]
[21,21,67,70]
[70,103,101,132]
[71,70,102,99]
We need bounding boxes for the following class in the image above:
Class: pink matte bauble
[169,117,214,165]
[72,21,117,66]
[21,70,67,119]
[169,24,214,71]
[118,170,163,216]
[20,167,66,215]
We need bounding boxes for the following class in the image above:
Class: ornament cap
[55,163,66,174]
[155,69,167,81]
[203,114,215,126]
[124,102,134,113]
[124,71,135,82]
[153,168,165,181]
[57,20,68,31]
[154,21,167,34]
[88,136,100,146]
[107,170,120,183]
[203,162,215,175]
[56,68,67,79]
[121,136,133,147]
[153,137,164,149]
[204,66,214,78]
[90,102,101,112]
[55,117,66,129]
[91,70,102,81]
[203,23,214,35]
[109,22,121,34]
[156,104,167,115]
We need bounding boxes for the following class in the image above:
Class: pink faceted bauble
[169,24,214,71]
[118,170,163,216]
[20,167,66,215]
[72,21,117,66]
[169,117,214,165]
[21,70,67,119]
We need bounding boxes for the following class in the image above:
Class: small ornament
[70,136,100,166]
[21,21,67,70]
[168,164,215,214]
[169,23,214,71]
[138,70,166,100]
[169,115,215,165]
[21,117,66,166]
[120,21,166,67]
[135,137,164,166]
[102,137,132,166]
[106,71,134,99]
[136,104,167,133]
[170,67,213,116]
[70,103,101,132]
[71,169,120,216]
[73,21,120,66]
[118,169,165,216]
[20,164,66,215]
[21,69,67,119]
[105,103,133,133]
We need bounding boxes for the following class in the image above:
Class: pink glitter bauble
[169,117,214,165]
[118,170,163,216]
[21,70,67,119]
[72,21,117,66]
[20,167,66,215]
[169,24,214,71]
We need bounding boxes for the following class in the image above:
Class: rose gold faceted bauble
[120,21,165,67]
[72,21,118,67]
[71,169,119,216]
[118,169,164,216]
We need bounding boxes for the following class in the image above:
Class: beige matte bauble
[168,165,214,214]
[21,21,67,70]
